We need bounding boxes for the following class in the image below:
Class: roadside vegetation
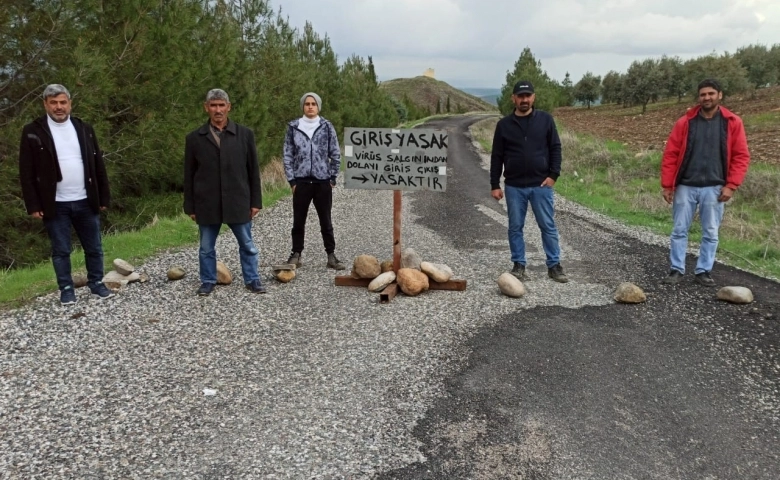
[470,117,780,280]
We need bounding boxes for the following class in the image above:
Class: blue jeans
[505,185,561,268]
[43,199,105,291]
[670,185,725,275]
[198,222,259,284]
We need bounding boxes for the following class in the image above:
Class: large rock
[167,267,186,280]
[113,258,135,276]
[396,268,429,296]
[614,282,646,304]
[497,272,525,298]
[380,260,395,273]
[401,248,422,270]
[216,261,232,285]
[103,270,141,286]
[421,262,453,283]
[368,271,396,292]
[717,286,754,304]
[353,255,381,279]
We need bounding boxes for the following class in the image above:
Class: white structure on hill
[423,68,435,78]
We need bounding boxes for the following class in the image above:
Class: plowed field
[555,86,780,165]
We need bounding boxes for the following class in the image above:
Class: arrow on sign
[351,174,369,184]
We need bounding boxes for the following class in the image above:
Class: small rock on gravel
[716,286,754,304]
[167,266,186,280]
[497,272,525,298]
[614,282,647,304]
[216,261,232,285]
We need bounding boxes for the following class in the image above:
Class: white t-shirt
[48,116,87,202]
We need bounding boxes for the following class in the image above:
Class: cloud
[279,0,780,86]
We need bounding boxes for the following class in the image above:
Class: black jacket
[183,120,262,225]
[19,115,110,218]
[490,109,562,189]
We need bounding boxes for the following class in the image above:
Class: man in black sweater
[490,81,568,283]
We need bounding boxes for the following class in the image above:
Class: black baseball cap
[513,81,534,95]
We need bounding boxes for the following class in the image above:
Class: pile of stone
[99,258,148,291]
[350,248,454,297]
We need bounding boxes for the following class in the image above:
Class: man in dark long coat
[183,89,265,295]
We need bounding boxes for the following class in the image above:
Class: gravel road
[1,115,778,479]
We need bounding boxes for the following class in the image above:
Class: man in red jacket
[660,79,750,286]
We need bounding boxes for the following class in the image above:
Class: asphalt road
[378,115,780,479]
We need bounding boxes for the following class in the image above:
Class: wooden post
[393,190,402,272]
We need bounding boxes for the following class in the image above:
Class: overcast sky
[278,0,780,89]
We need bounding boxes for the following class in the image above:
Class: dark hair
[697,78,721,93]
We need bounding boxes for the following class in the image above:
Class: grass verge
[0,160,291,310]
[469,117,780,280]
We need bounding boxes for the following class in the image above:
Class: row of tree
[500,44,780,115]
[1,0,402,269]
[573,44,780,112]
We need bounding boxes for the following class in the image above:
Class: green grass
[743,111,780,130]
[469,118,780,280]
[0,180,292,310]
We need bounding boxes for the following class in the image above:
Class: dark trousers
[291,182,335,254]
[43,199,105,291]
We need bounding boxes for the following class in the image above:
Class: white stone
[368,271,396,292]
[420,262,453,283]
[716,286,754,304]
[497,272,525,298]
[113,258,135,275]
[103,270,141,286]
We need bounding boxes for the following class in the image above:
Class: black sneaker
[287,252,302,267]
[695,271,716,287]
[60,286,77,306]
[510,262,527,281]
[89,282,115,299]
[661,270,684,285]
[327,253,345,270]
[548,264,569,283]
[197,283,215,296]
[245,279,267,294]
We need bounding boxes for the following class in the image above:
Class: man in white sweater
[19,84,114,305]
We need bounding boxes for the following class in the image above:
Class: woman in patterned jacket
[282,92,346,270]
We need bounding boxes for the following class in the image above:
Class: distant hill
[380,76,499,115]
[459,87,501,106]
